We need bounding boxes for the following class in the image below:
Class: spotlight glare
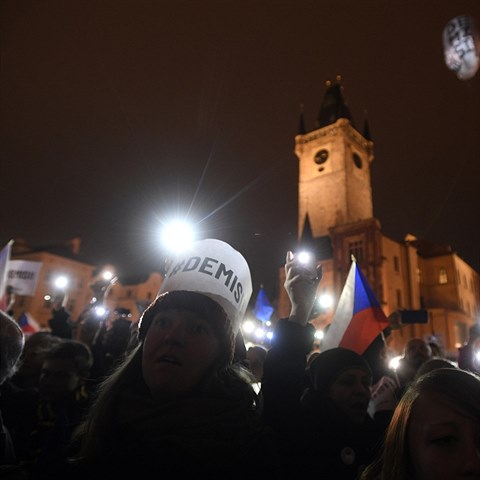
[389,355,402,371]
[95,306,107,317]
[314,329,324,341]
[297,251,311,264]
[54,276,68,289]
[161,220,195,254]
[318,293,333,309]
[254,328,265,339]
[242,319,255,334]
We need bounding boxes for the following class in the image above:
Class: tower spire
[298,104,306,135]
[315,75,354,129]
[363,109,372,141]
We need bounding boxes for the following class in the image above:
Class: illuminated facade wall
[10,251,95,328]
[289,83,480,357]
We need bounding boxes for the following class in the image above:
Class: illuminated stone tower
[295,79,374,239]
[291,78,384,313]
[275,77,480,358]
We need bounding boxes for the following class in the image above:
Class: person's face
[329,368,372,424]
[409,393,480,480]
[39,358,81,402]
[142,309,220,398]
[405,339,431,368]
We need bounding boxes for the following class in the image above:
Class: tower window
[348,240,364,263]
[439,268,448,284]
[352,152,363,169]
[314,149,329,165]
[393,256,400,272]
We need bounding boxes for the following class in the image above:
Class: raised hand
[284,250,322,325]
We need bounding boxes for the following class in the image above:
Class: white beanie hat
[158,239,253,334]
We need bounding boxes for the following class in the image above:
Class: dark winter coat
[261,318,385,480]
[48,308,73,339]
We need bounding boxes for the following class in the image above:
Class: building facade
[8,238,162,330]
[277,79,479,359]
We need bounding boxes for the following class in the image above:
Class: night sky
[1,0,479,301]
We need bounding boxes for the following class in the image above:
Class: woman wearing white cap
[59,239,281,478]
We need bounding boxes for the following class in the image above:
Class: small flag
[321,259,389,355]
[253,286,274,323]
[0,240,14,311]
[17,311,40,334]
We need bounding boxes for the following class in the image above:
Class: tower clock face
[352,152,362,169]
[314,149,329,172]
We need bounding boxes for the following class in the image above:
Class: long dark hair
[70,292,259,463]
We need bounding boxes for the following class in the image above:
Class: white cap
[158,239,252,334]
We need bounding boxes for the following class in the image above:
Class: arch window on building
[439,267,448,284]
[393,256,400,272]
[348,239,364,263]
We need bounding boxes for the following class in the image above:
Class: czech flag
[17,312,40,335]
[253,286,274,323]
[321,259,389,355]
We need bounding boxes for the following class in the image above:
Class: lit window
[439,268,448,284]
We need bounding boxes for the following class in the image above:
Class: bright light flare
[54,276,69,289]
[95,306,107,317]
[254,328,265,339]
[318,293,333,309]
[242,319,255,334]
[161,220,195,254]
[102,270,114,281]
[296,251,311,264]
[389,355,402,371]
[314,329,324,341]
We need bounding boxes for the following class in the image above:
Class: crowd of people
[1,238,479,480]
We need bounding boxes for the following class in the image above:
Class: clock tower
[295,79,374,239]
[289,78,385,316]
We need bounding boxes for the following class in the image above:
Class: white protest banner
[7,260,42,296]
